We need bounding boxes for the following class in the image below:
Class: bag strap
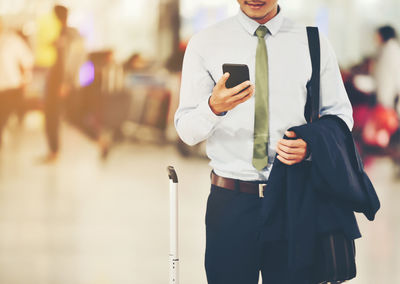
[305,26,321,123]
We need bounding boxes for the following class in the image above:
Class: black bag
[314,232,357,283]
[306,27,357,284]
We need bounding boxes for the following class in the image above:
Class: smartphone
[222,63,250,89]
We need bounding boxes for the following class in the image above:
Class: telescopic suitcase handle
[168,166,178,183]
[167,166,179,284]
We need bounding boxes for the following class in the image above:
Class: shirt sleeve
[318,34,354,131]
[174,36,224,146]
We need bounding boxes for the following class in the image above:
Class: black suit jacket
[259,115,380,271]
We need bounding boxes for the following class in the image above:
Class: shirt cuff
[207,96,228,116]
[196,95,226,124]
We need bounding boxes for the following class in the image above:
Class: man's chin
[251,14,268,20]
[246,12,268,21]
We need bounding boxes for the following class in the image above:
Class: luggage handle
[168,166,178,183]
[167,166,179,284]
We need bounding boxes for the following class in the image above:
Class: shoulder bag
[305,26,357,284]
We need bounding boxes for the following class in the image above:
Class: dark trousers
[0,88,23,147]
[205,185,313,284]
[44,63,65,154]
[44,95,61,153]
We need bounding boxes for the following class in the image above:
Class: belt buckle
[258,184,266,198]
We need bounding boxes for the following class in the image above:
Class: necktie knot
[255,25,268,38]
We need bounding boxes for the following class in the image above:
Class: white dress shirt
[175,8,353,181]
[374,38,400,110]
[0,31,34,91]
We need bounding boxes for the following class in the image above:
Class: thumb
[285,131,297,138]
[218,72,230,88]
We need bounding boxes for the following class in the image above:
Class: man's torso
[189,11,312,180]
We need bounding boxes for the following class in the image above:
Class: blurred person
[42,5,86,162]
[97,50,126,159]
[74,50,128,159]
[374,25,400,114]
[123,53,150,73]
[359,26,400,160]
[374,25,400,176]
[175,1,379,283]
[0,18,34,149]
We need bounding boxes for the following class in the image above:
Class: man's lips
[245,1,266,8]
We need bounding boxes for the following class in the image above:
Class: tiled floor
[0,115,399,284]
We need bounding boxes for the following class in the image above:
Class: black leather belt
[211,172,266,198]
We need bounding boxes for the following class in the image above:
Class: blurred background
[0,0,399,283]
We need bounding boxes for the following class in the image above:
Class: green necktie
[252,25,269,171]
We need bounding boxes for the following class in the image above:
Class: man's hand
[276,131,308,165]
[209,73,254,115]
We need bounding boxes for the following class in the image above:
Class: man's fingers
[277,143,304,155]
[276,155,298,166]
[276,147,302,160]
[277,134,308,165]
[279,138,307,148]
[231,80,252,94]
[285,131,297,138]
[232,92,253,107]
[231,85,254,101]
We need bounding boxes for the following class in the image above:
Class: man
[373,25,400,175]
[43,5,86,162]
[0,18,34,148]
[175,1,353,283]
[374,25,400,114]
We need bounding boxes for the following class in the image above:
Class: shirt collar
[237,6,284,37]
